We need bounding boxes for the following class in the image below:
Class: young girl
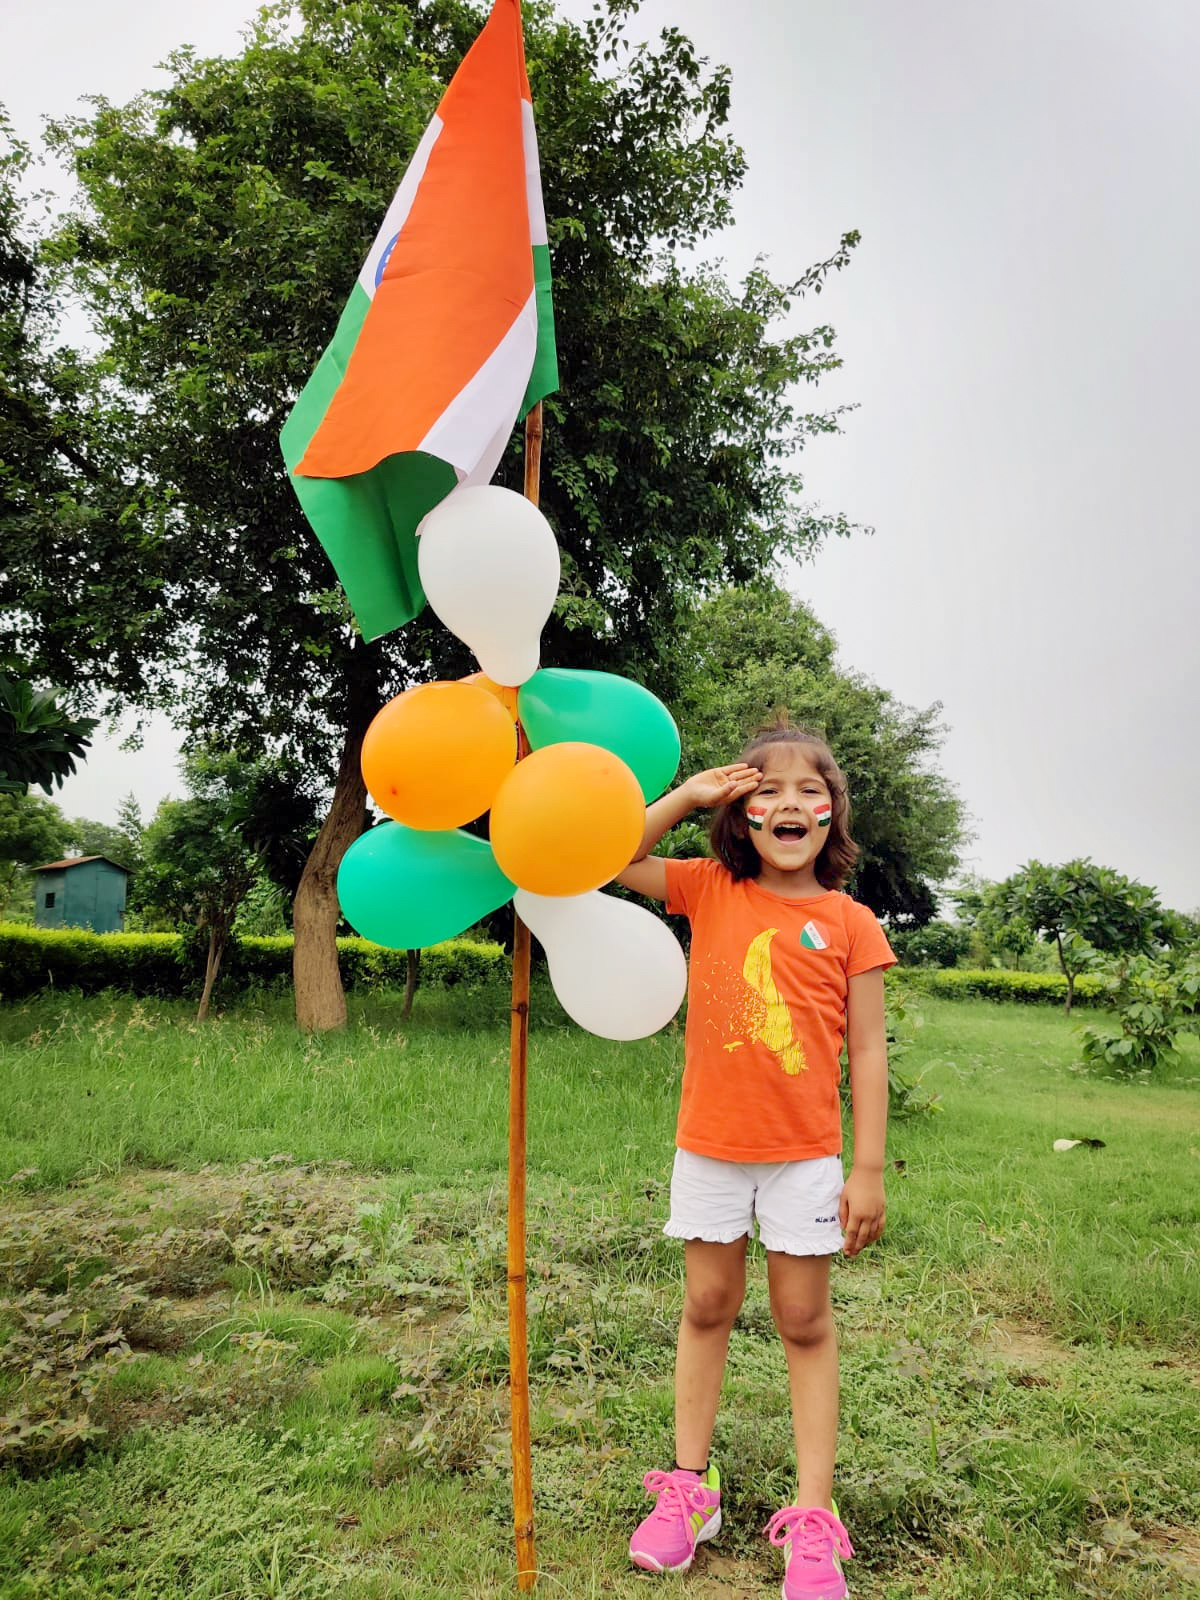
[618,721,895,1599]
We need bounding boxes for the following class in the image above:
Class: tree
[0,790,68,918]
[66,794,144,872]
[0,117,174,712]
[950,874,1038,970]
[996,858,1167,1013]
[233,874,292,937]
[0,671,96,796]
[137,751,321,1019]
[888,920,971,969]
[672,584,966,921]
[43,0,863,1030]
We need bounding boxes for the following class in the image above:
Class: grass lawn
[1,985,1198,1598]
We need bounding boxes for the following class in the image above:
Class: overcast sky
[5,0,1198,910]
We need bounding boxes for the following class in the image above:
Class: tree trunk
[197,924,225,1022]
[1055,933,1073,1015]
[401,949,420,1020]
[293,644,381,1033]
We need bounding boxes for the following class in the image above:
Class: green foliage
[0,672,96,797]
[882,989,943,1118]
[0,921,503,1001]
[232,873,291,937]
[0,1274,169,1472]
[843,986,942,1120]
[0,119,172,711]
[0,790,69,919]
[1078,952,1200,1078]
[898,966,1107,1007]
[951,873,1041,969]
[64,796,144,875]
[996,859,1167,1012]
[35,3,861,767]
[888,918,971,968]
[133,749,322,1015]
[1159,905,1200,952]
[672,585,966,921]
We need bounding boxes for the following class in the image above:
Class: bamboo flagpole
[508,398,544,1590]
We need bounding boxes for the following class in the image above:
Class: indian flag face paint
[812,800,832,828]
[746,804,768,832]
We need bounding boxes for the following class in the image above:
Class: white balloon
[514,888,688,1041]
[417,485,560,687]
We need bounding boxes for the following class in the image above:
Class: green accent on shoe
[690,1464,721,1534]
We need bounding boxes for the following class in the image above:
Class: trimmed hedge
[0,926,1105,1011]
[892,967,1106,1008]
[0,923,505,1002]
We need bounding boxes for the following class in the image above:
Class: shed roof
[33,854,132,875]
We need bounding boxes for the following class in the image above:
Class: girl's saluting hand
[683,764,762,809]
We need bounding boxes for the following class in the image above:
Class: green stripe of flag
[281,283,455,640]
[521,242,558,417]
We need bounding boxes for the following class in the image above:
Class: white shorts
[664,1148,845,1257]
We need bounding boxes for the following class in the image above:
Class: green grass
[1,988,1198,1598]
[0,984,679,1189]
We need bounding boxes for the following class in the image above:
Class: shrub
[0,924,182,1001]
[1078,952,1200,1077]
[892,967,1106,1008]
[0,923,505,1002]
[887,920,971,969]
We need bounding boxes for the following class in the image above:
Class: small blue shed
[33,855,130,934]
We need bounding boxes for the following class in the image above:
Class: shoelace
[641,1470,713,1523]
[764,1504,854,1563]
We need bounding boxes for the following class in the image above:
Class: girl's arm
[615,763,761,902]
[840,966,889,1257]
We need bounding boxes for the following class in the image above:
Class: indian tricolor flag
[280,0,558,642]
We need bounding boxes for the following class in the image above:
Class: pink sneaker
[764,1504,854,1600]
[629,1466,722,1572]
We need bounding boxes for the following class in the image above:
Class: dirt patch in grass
[1144,1524,1200,1582]
[687,1549,771,1597]
[75,1161,383,1214]
[983,1316,1075,1371]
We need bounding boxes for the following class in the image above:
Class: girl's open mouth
[773,822,807,841]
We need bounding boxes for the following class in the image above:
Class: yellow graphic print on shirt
[740,928,807,1076]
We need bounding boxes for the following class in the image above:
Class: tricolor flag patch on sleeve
[812,801,832,828]
[800,921,828,951]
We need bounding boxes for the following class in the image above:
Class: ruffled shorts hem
[662,1221,840,1257]
[662,1222,748,1244]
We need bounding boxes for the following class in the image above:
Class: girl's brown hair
[709,719,859,890]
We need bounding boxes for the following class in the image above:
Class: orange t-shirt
[664,858,897,1162]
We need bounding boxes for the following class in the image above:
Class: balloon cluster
[337,485,688,1040]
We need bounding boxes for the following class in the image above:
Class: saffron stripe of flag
[280,0,558,642]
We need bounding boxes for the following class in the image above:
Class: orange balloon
[362,682,517,830]
[460,671,521,720]
[489,742,645,896]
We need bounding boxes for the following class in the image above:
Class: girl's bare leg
[674,1236,747,1469]
[766,1252,838,1506]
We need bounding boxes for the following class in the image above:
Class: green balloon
[518,669,680,801]
[337,823,515,949]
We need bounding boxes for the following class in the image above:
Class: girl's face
[742,744,834,885]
